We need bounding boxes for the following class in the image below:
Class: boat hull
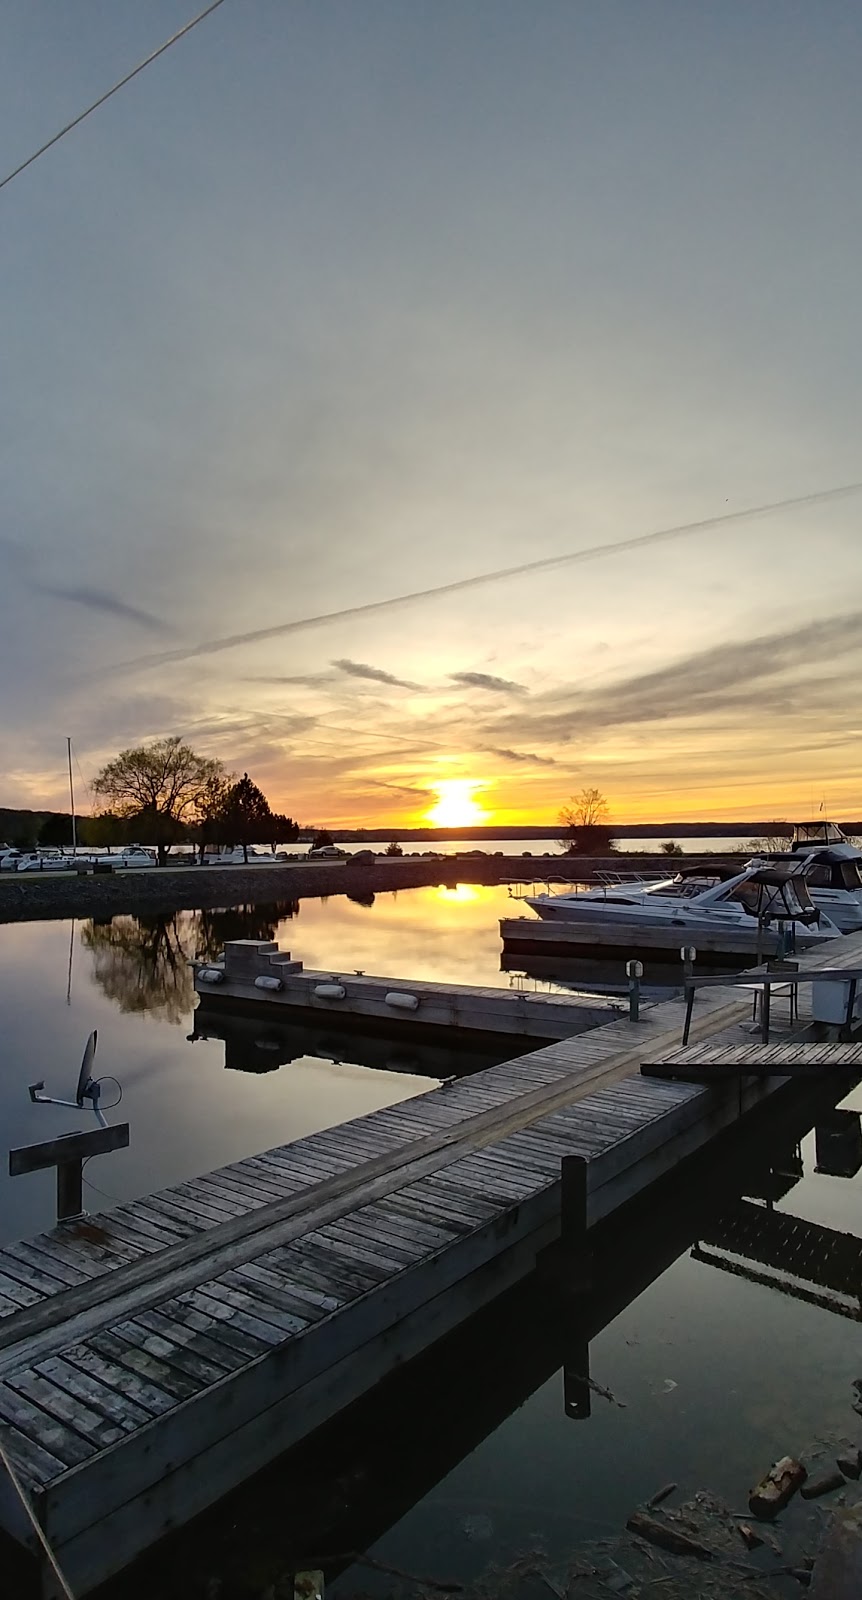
[501,915,834,960]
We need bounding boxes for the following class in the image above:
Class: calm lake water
[338,834,753,855]
[1,885,861,1598]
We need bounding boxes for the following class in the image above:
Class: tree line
[0,739,301,862]
[89,738,301,863]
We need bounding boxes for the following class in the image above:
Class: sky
[1,0,861,829]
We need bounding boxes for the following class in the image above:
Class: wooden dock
[194,938,626,1040]
[2,931,861,1595]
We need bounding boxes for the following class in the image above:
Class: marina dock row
[1,930,860,1594]
[194,938,627,1039]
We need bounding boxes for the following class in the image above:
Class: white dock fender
[384,991,420,1011]
[314,982,346,1000]
[254,975,283,991]
[198,968,224,984]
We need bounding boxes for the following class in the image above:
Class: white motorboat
[14,849,73,872]
[747,823,862,932]
[523,862,841,951]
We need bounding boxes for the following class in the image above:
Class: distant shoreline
[0,850,743,924]
[327,821,861,842]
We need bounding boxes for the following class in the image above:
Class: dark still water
[2,887,862,1598]
[0,886,537,1246]
[100,1093,862,1600]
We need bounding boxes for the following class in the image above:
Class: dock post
[842,979,858,1041]
[680,945,697,983]
[560,1155,592,1419]
[684,979,697,1043]
[760,980,772,1044]
[9,1124,129,1224]
[626,960,643,1023]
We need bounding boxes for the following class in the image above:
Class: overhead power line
[0,0,227,196]
[114,479,862,675]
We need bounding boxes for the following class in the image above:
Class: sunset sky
[2,2,861,828]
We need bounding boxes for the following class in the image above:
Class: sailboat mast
[67,737,77,854]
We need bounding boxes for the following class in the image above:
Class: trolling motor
[28,1030,113,1128]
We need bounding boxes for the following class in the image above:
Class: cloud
[493,610,862,745]
[365,778,435,798]
[242,672,333,688]
[35,583,170,635]
[450,671,527,694]
[332,658,421,690]
[104,481,862,674]
[484,745,557,766]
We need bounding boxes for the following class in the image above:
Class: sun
[426,779,488,828]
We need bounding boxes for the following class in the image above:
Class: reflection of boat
[499,949,730,996]
[520,864,841,956]
[191,1008,516,1080]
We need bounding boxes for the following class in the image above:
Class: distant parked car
[351,849,377,863]
[307,844,348,860]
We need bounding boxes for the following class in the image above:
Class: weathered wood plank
[7,1370,130,1450]
[87,1330,207,1403]
[0,1384,95,1469]
[58,1342,177,1417]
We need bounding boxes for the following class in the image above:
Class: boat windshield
[793,855,862,891]
[791,821,847,848]
[724,871,817,921]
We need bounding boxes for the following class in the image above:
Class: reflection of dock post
[560,1155,592,1420]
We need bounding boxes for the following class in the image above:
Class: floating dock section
[194,939,626,1040]
[0,932,860,1594]
[500,913,812,961]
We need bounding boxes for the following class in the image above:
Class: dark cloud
[36,583,170,635]
[493,610,862,745]
[242,672,333,687]
[365,778,435,798]
[450,671,527,694]
[484,745,556,766]
[332,658,421,690]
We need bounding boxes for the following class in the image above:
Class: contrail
[113,481,862,675]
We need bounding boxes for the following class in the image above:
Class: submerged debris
[646,1483,677,1509]
[800,1469,845,1501]
[836,1449,862,1480]
[461,1515,494,1543]
[625,1509,713,1560]
[748,1457,807,1520]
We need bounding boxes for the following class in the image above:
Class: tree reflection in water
[80,901,300,1024]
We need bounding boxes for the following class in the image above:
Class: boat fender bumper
[314,982,346,1000]
[385,991,420,1011]
[254,975,283,991]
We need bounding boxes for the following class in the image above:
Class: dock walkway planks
[3,930,862,1595]
[642,1040,862,1080]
